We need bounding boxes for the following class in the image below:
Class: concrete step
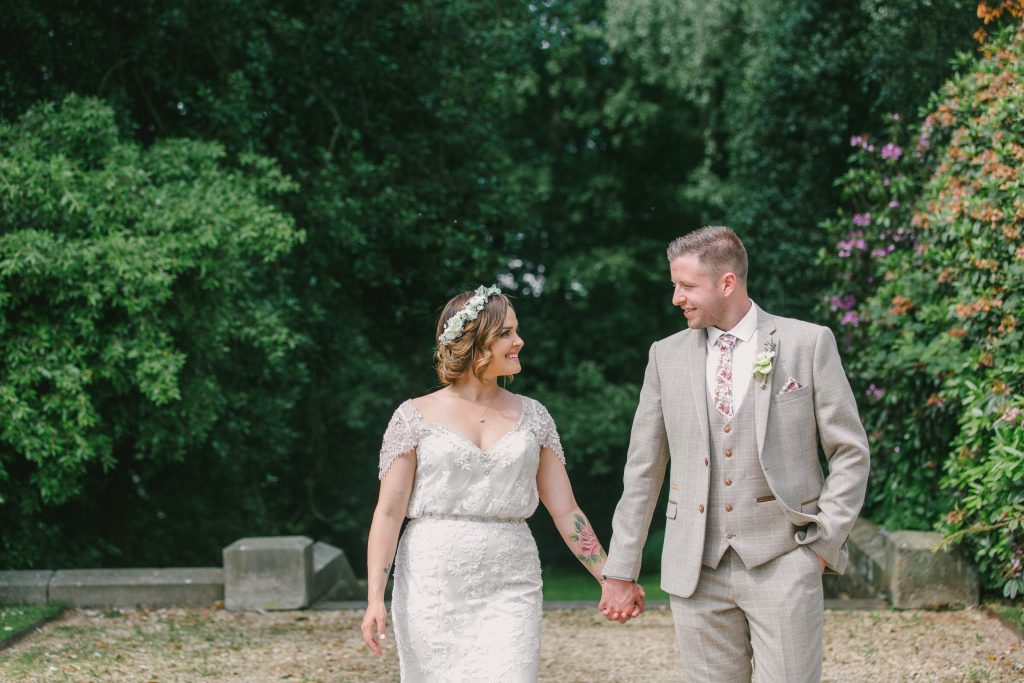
[0,570,54,605]
[48,568,222,608]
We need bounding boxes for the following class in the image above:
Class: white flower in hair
[438,285,501,346]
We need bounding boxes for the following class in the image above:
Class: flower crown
[438,285,502,346]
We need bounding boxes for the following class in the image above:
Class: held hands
[360,601,388,656]
[599,577,646,624]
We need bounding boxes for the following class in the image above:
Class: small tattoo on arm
[568,513,607,566]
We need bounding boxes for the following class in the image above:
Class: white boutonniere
[753,337,776,389]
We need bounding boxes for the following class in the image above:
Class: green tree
[606,0,977,317]
[0,95,304,567]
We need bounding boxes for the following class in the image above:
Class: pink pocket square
[780,377,803,394]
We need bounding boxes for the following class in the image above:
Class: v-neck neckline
[407,396,526,454]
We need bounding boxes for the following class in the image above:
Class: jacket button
[698,504,705,513]
[725,479,732,486]
[725,450,733,457]
[704,458,709,466]
[723,425,731,433]
[725,504,733,512]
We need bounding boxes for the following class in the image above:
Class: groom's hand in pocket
[600,578,645,624]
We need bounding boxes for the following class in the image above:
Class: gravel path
[0,605,1020,682]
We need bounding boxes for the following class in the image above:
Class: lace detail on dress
[378,404,417,479]
[525,398,565,464]
[393,517,542,681]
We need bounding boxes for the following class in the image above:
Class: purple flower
[881,143,902,161]
[836,230,868,257]
[916,121,934,156]
[830,294,856,311]
[888,199,900,209]
[840,311,861,327]
[866,384,885,400]
[1003,406,1022,424]
[883,177,891,187]
[852,213,871,227]
[850,135,864,147]
[870,247,888,259]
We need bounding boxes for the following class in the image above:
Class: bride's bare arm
[536,447,610,581]
[361,450,416,656]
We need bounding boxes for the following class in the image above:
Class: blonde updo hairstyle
[435,289,513,386]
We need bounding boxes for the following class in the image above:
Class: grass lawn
[541,566,669,601]
[0,603,66,643]
[989,602,1024,637]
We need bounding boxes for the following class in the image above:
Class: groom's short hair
[667,225,748,284]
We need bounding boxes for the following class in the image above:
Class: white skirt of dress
[391,515,543,682]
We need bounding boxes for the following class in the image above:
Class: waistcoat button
[725,504,733,512]
[698,504,705,513]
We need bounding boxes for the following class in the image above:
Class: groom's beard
[682,305,721,330]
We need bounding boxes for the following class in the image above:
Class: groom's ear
[720,271,737,295]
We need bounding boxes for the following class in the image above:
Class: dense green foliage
[820,17,1024,596]
[0,1,983,572]
[0,96,304,567]
[605,0,977,315]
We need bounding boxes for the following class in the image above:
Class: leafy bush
[0,95,304,567]
[819,14,1024,597]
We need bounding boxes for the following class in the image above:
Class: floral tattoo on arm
[569,513,607,565]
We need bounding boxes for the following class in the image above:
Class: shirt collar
[706,300,758,348]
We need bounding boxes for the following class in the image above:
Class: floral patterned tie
[713,333,737,419]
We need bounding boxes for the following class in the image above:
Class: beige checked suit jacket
[603,305,870,598]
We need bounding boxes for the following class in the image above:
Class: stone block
[48,568,223,607]
[0,570,54,605]
[888,530,979,609]
[312,542,362,602]
[830,518,890,600]
[223,536,313,611]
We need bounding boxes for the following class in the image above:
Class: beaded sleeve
[531,399,566,465]
[378,403,417,479]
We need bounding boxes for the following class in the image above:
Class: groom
[600,226,869,681]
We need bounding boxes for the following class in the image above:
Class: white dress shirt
[706,300,758,413]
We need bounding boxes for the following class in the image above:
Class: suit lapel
[754,307,777,457]
[687,329,709,446]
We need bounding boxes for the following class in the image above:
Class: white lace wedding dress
[378,395,564,682]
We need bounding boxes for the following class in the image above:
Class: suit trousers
[669,545,823,683]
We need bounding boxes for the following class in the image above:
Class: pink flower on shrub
[837,231,868,258]
[1002,406,1022,424]
[866,384,885,400]
[889,199,900,209]
[830,294,856,311]
[883,177,891,187]
[852,213,871,227]
[916,118,934,156]
[849,135,875,152]
[840,311,860,326]
[881,143,902,160]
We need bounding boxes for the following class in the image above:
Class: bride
[361,285,644,681]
